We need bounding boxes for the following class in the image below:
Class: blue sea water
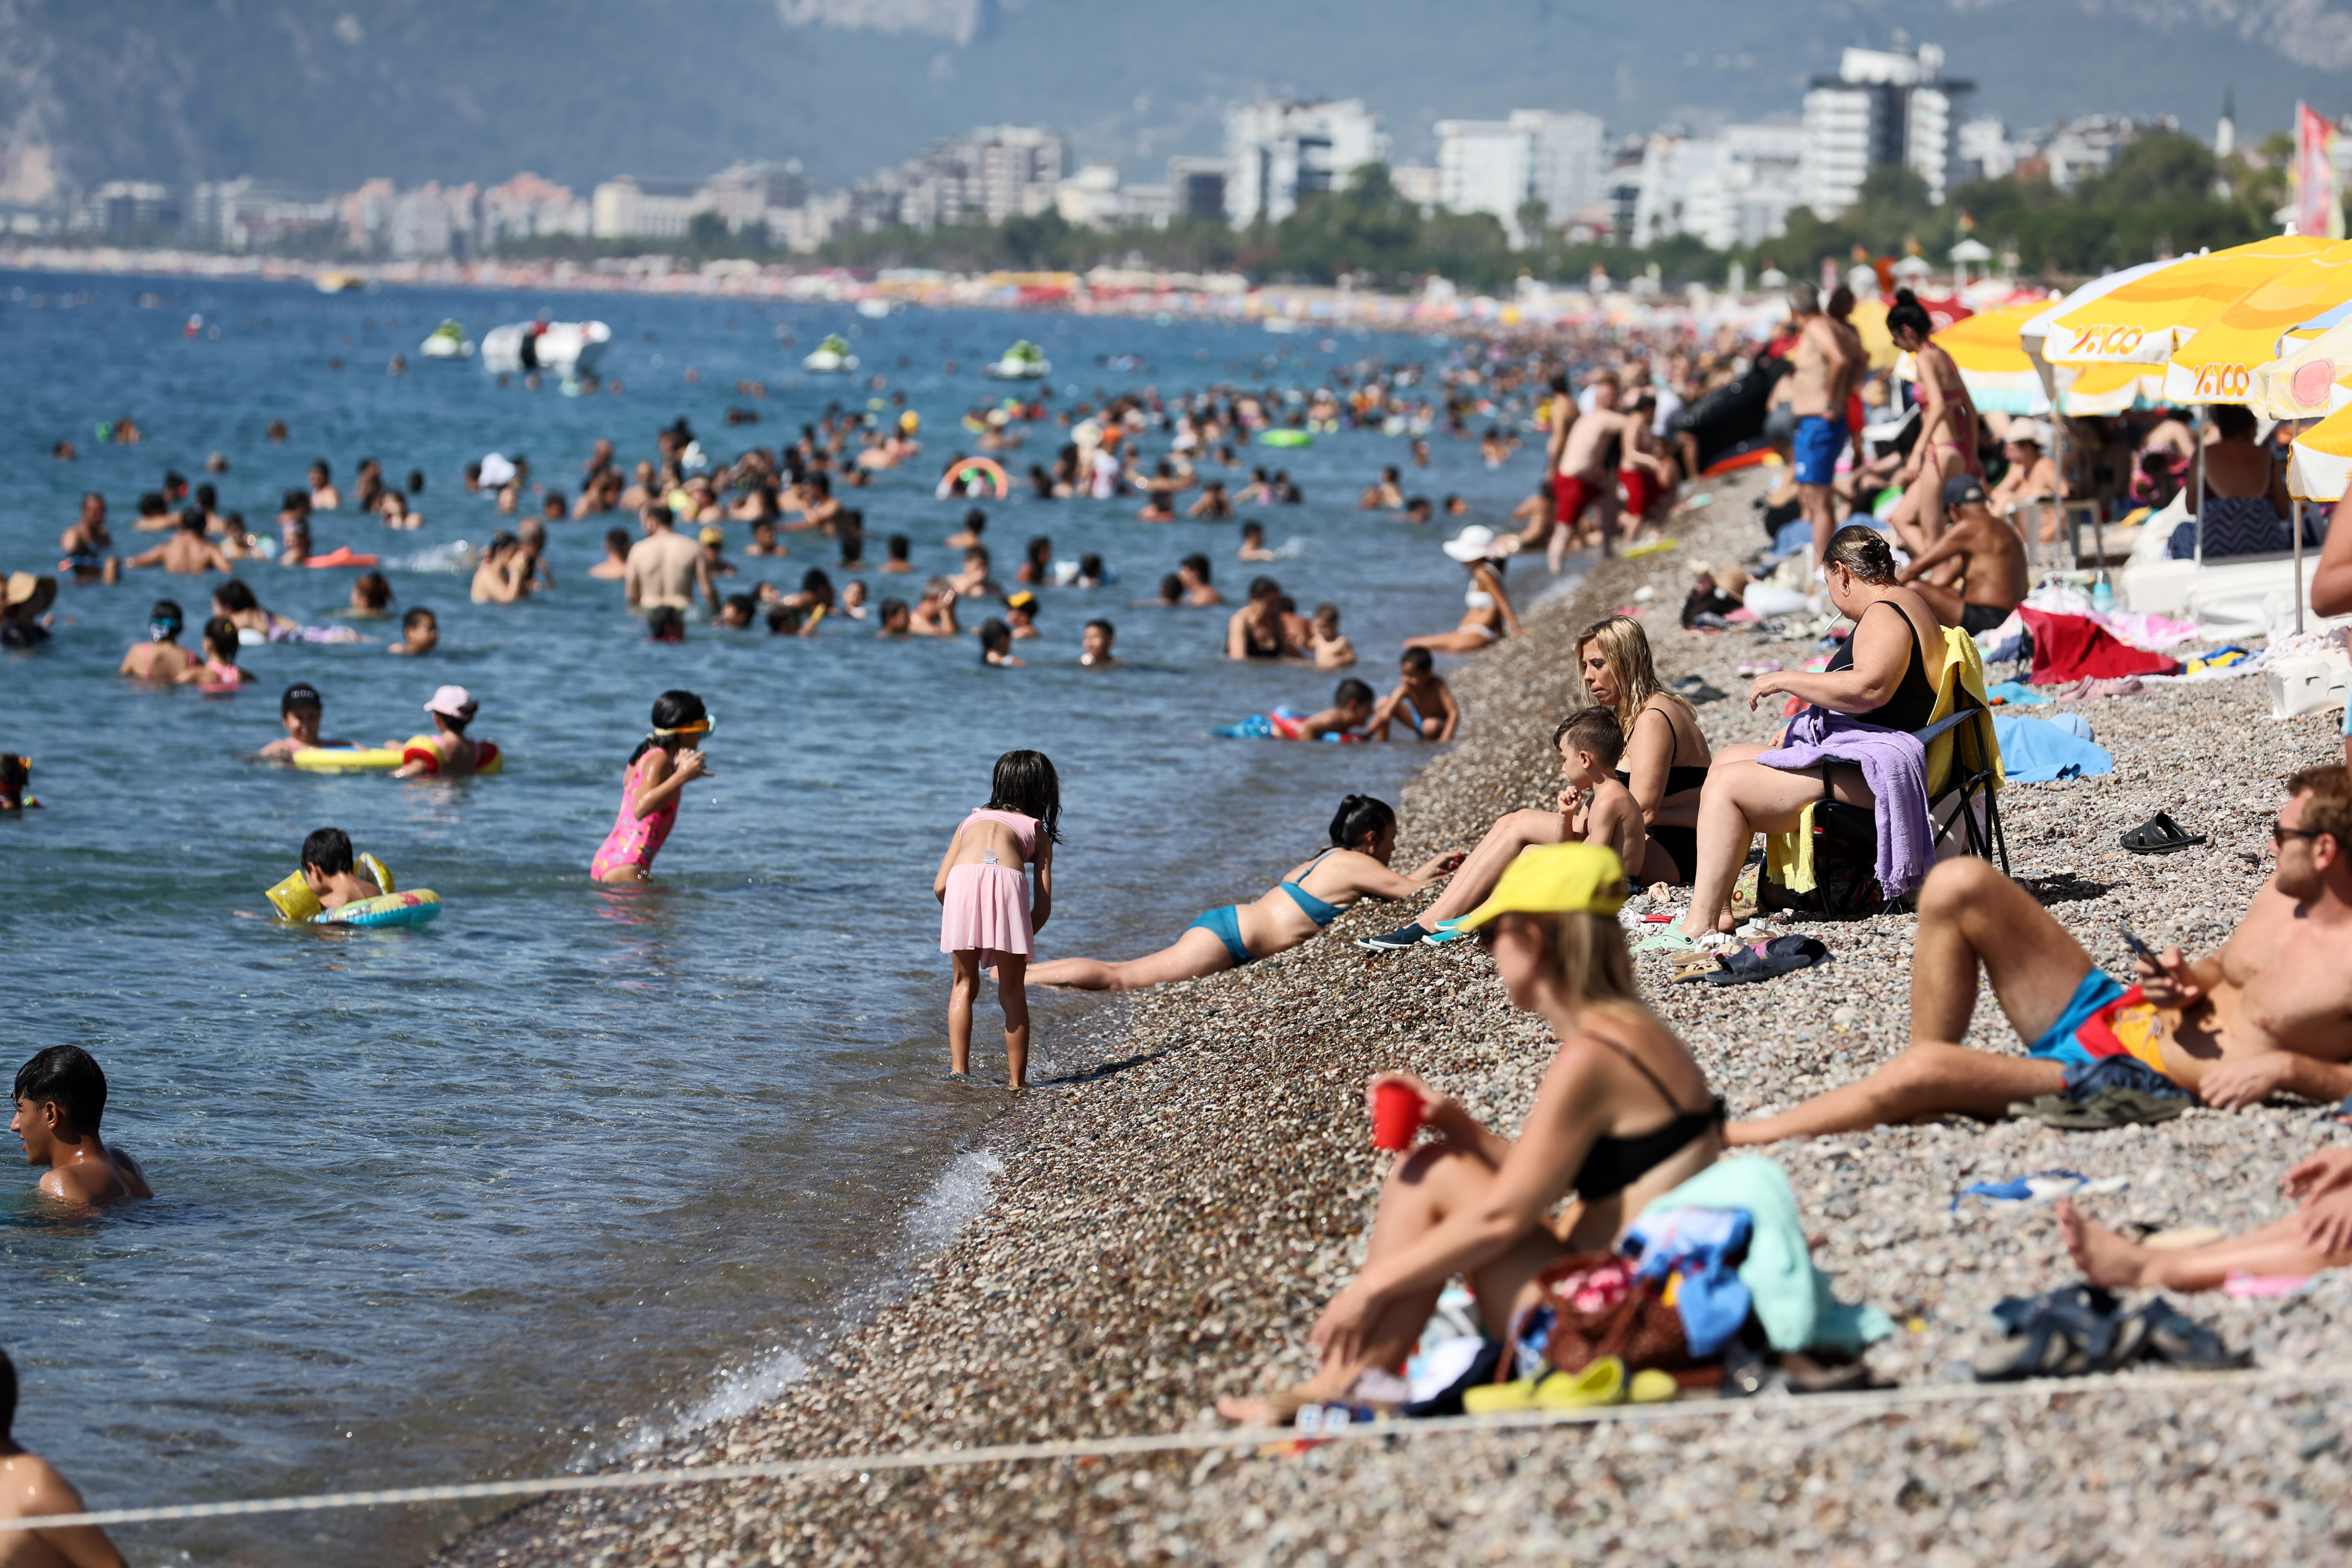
[0,275,1553,1565]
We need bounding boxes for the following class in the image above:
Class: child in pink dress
[590,690,711,882]
[932,749,1059,1087]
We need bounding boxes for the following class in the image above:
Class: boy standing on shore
[12,1047,150,1207]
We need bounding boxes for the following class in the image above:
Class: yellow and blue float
[265,854,443,929]
[289,737,502,775]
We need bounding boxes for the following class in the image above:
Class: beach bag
[1761,799,1887,919]
[1531,1253,1702,1376]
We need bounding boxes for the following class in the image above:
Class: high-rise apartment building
[1801,44,1972,214]
[1432,110,1605,244]
[1224,99,1388,225]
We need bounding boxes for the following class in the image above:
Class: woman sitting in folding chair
[1650,527,1947,950]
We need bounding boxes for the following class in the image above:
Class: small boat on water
[802,334,859,374]
[479,319,610,376]
[981,339,1050,380]
[855,298,895,319]
[419,319,474,360]
[315,270,367,294]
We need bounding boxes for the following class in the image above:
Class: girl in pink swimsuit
[590,690,711,882]
[931,750,1060,1088]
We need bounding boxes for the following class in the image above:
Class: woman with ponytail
[1886,287,1980,551]
[1027,794,1463,991]
[589,689,712,882]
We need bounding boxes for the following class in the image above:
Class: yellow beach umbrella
[1894,302,2047,412]
[2251,322,2352,421]
[2040,235,2332,368]
[2061,363,2166,416]
[2288,403,2352,502]
[2164,240,2352,402]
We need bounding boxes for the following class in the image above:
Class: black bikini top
[1570,1034,1723,1200]
[1611,707,1711,799]
[1825,599,1938,733]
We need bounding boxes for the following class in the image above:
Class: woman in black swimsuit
[1578,613,1712,885]
[1225,575,1290,659]
[1217,843,1721,1424]
[1666,526,1946,944]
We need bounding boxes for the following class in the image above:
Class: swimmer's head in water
[201,616,239,662]
[353,572,392,612]
[718,594,756,629]
[1157,573,1183,605]
[977,618,1013,661]
[1179,554,1211,586]
[15,1043,109,1139]
[424,685,478,732]
[1328,793,1396,855]
[148,600,183,641]
[878,597,910,632]
[962,508,985,535]
[1005,590,1037,622]
[887,534,911,563]
[302,826,355,880]
[1082,619,1114,658]
[281,682,322,720]
[401,607,438,652]
[986,749,1061,843]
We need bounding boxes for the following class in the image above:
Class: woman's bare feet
[2057,1200,2156,1288]
[1215,1387,1310,1426]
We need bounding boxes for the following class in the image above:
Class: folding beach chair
[1762,625,2009,918]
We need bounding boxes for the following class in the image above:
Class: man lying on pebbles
[1730,765,2352,1143]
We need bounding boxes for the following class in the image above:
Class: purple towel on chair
[1758,708,1936,900]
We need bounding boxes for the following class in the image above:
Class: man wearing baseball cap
[258,682,353,761]
[1892,474,2028,635]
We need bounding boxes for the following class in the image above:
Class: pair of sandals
[1460,1354,1682,1413]
[1973,1285,2249,1381]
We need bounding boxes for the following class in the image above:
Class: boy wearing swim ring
[591,691,711,882]
[299,827,381,910]
[13,1046,150,1206]
[259,683,351,761]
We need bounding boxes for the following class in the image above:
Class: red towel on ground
[2020,607,2181,685]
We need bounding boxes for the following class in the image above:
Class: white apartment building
[190,178,339,250]
[1224,99,1388,225]
[1632,124,1807,250]
[700,161,813,234]
[1434,109,1607,244]
[842,126,1065,233]
[1801,43,1971,214]
[1956,118,2014,183]
[478,172,591,245]
[1054,163,1173,228]
[592,176,704,240]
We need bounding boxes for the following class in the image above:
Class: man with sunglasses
[1732,764,2352,1144]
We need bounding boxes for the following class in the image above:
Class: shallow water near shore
[0,275,1567,1565]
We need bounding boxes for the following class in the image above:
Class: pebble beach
[437,468,2352,1566]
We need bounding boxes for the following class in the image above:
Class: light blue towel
[1984,680,2052,707]
[1637,1155,1894,1353]
[1991,714,2113,782]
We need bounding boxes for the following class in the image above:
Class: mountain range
[2,0,2347,207]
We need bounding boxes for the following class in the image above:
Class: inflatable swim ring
[1258,429,1313,448]
[266,855,436,925]
[291,746,405,772]
[934,457,1010,500]
[1699,447,1784,479]
[318,889,441,928]
[396,736,503,776]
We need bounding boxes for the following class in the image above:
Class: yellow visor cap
[1454,843,1629,930]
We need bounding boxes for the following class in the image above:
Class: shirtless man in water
[122,511,231,576]
[1786,282,1867,576]
[12,1047,150,1208]
[1731,765,2352,1144]
[1893,476,2027,635]
[0,1348,129,1568]
[623,504,717,619]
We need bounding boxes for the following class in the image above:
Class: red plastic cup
[1371,1081,1422,1152]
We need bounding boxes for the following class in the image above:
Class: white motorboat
[802,334,860,374]
[480,319,610,376]
[981,339,1050,380]
[419,319,474,360]
[856,298,895,319]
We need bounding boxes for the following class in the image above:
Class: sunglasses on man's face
[2274,818,2327,847]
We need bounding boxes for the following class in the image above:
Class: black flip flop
[2134,1298,2252,1371]
[2121,812,2205,855]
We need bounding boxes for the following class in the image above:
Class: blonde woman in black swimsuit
[1217,844,1721,1424]
[1662,526,1946,947]
[1359,614,1712,951]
